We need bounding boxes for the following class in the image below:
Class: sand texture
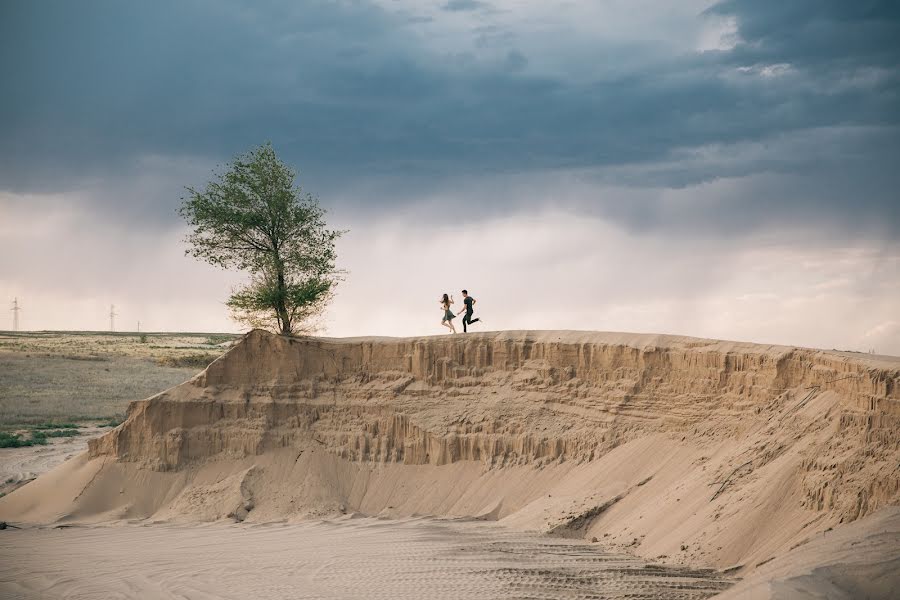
[0,517,734,599]
[717,506,900,599]
[2,329,898,597]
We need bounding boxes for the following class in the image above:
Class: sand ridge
[1,329,898,594]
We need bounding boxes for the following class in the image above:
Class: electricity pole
[110,304,117,332]
[11,298,20,331]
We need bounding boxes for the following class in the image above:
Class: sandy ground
[0,428,102,496]
[0,517,733,600]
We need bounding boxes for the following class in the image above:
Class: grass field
[0,331,239,427]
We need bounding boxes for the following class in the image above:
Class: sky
[1,0,899,354]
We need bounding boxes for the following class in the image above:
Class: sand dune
[2,329,898,598]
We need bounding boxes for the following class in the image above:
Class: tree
[179,143,343,335]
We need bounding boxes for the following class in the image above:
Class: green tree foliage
[179,143,343,334]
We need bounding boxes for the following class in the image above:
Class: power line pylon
[110,304,117,332]
[11,298,20,331]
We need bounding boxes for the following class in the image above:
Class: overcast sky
[2,0,898,353]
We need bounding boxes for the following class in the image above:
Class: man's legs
[463,311,480,332]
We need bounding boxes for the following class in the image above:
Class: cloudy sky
[2,0,899,353]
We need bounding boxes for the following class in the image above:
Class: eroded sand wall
[5,330,899,573]
[91,331,900,508]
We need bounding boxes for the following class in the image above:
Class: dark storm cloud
[441,0,491,12]
[1,0,898,234]
[707,0,900,72]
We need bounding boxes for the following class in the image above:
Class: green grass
[41,428,81,437]
[0,431,48,448]
[30,422,82,430]
[0,432,24,447]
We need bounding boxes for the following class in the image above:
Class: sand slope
[717,506,900,599]
[2,329,898,591]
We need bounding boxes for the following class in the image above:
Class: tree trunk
[275,263,291,335]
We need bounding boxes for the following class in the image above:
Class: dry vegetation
[0,331,238,426]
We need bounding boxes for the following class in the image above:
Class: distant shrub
[204,335,234,346]
[0,431,48,447]
[0,432,25,448]
[31,422,81,430]
[101,416,125,428]
[139,334,148,344]
[40,428,81,438]
[156,353,218,369]
[59,354,108,362]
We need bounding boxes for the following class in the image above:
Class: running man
[460,289,481,332]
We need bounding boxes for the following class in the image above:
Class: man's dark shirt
[464,296,475,312]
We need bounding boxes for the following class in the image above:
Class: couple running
[440,290,481,334]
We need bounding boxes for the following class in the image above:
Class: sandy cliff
[2,329,898,578]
